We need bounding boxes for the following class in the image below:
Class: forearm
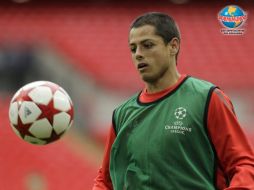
[93,125,115,190]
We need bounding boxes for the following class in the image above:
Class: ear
[168,37,180,56]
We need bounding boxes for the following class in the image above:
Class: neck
[145,68,180,94]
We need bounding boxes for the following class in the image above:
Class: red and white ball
[8,81,74,145]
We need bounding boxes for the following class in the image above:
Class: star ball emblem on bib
[174,107,187,120]
[165,107,191,135]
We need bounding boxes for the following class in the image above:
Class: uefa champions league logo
[218,5,247,35]
[164,107,191,135]
[174,107,187,120]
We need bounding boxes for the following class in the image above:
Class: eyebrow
[129,39,153,46]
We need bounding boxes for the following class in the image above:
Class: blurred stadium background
[0,0,253,189]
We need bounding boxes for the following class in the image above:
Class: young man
[93,12,254,190]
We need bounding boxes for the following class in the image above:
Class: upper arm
[207,88,254,188]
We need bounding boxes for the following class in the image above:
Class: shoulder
[113,91,141,120]
[112,92,141,134]
[184,76,217,95]
[187,76,215,88]
[210,88,235,114]
[115,92,140,111]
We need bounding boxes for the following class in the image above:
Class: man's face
[129,25,171,83]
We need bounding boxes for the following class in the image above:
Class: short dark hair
[130,12,181,45]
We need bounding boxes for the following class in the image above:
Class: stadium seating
[0,3,253,91]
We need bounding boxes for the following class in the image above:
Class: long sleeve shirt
[93,75,254,190]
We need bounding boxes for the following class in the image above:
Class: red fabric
[93,126,115,190]
[208,89,254,189]
[139,74,187,103]
[93,76,254,190]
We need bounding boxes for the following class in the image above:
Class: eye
[130,46,136,53]
[143,42,154,49]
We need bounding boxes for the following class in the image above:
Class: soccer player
[92,12,254,189]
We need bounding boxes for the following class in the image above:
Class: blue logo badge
[218,5,247,35]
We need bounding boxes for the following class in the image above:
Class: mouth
[137,63,148,70]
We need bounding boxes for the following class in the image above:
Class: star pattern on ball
[14,115,34,138]
[12,87,33,108]
[9,81,74,145]
[35,86,71,142]
[36,98,61,125]
[12,88,36,138]
[30,82,60,126]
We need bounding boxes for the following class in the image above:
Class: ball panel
[59,87,73,104]
[54,90,71,111]
[11,88,22,102]
[9,102,19,125]
[67,120,74,131]
[22,81,47,91]
[53,112,71,135]
[29,86,53,105]
[19,101,42,124]
[29,118,53,138]
[24,135,47,145]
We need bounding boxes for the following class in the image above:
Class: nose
[135,46,144,61]
[136,54,143,61]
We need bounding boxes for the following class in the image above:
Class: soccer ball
[8,81,74,145]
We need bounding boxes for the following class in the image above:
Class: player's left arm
[207,88,254,189]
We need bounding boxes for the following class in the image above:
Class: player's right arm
[92,124,115,190]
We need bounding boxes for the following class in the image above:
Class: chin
[141,75,158,83]
[141,67,169,84]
